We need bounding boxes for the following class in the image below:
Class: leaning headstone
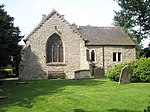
[118,65,133,84]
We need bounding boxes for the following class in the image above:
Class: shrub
[3,68,13,75]
[144,95,150,112]
[106,58,150,82]
[132,58,150,82]
[0,68,13,78]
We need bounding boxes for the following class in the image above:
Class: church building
[19,10,136,80]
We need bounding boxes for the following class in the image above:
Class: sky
[0,0,149,47]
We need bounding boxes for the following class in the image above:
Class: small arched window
[91,50,95,62]
[86,49,90,61]
[46,33,63,63]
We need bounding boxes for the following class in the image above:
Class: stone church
[19,9,136,80]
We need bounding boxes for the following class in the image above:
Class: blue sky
[0,0,149,47]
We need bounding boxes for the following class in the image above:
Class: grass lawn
[0,78,150,112]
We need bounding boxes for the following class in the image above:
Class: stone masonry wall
[85,45,136,72]
[104,46,136,71]
[19,11,136,80]
[20,13,85,80]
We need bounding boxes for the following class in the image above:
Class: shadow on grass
[0,78,105,112]
[74,108,142,112]
[74,108,99,112]
[108,108,141,112]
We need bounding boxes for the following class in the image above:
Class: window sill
[46,62,66,66]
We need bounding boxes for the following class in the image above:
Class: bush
[132,58,150,82]
[0,68,14,79]
[106,58,150,82]
[144,96,150,112]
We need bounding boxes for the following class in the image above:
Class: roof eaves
[85,43,136,46]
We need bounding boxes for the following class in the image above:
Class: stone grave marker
[94,67,105,78]
[74,70,91,79]
[118,65,133,84]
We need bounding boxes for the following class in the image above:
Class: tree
[113,0,150,44]
[113,0,150,58]
[0,4,23,68]
[140,43,150,58]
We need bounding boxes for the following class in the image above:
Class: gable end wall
[19,14,85,80]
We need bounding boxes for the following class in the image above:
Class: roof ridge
[79,25,116,28]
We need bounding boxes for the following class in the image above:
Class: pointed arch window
[86,49,90,61]
[46,33,63,63]
[91,50,95,62]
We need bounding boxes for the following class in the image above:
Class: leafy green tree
[113,0,150,41]
[113,0,150,58]
[0,4,23,68]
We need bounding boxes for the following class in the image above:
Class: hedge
[106,58,150,82]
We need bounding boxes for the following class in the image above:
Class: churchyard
[0,78,149,112]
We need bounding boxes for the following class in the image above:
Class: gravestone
[118,65,133,84]
[94,67,105,78]
[74,70,91,79]
[89,63,95,76]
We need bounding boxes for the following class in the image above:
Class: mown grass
[0,78,150,112]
